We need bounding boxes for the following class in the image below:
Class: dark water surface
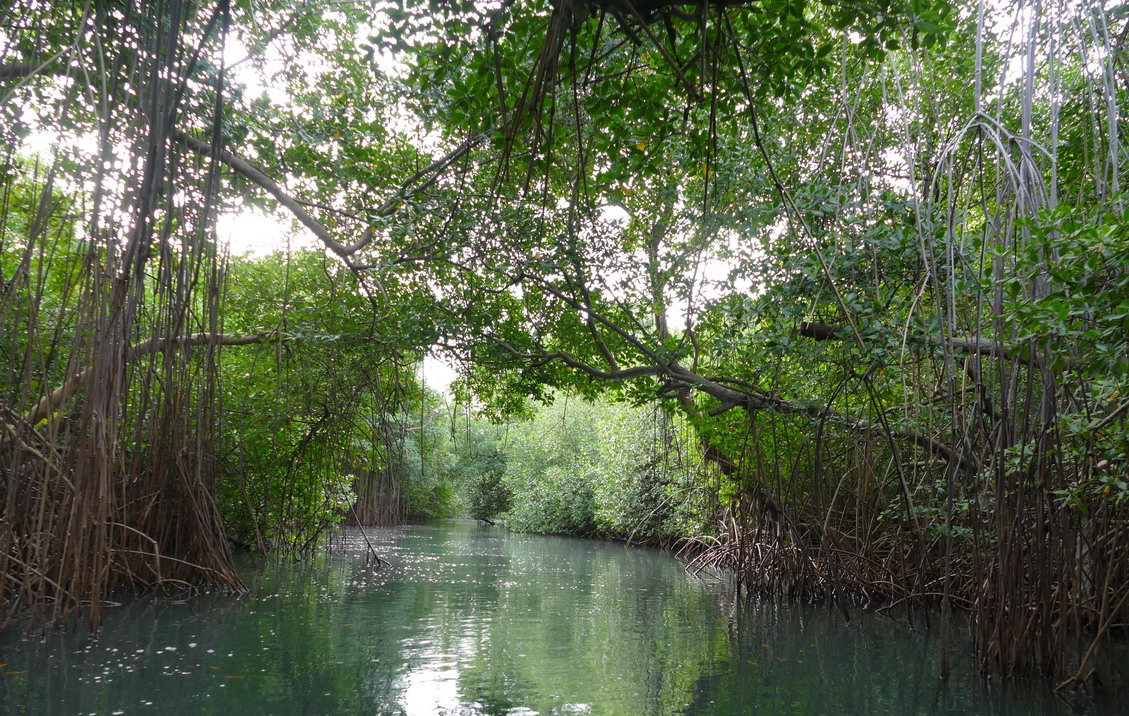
[1,520,1122,715]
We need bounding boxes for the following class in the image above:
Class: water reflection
[0,521,1119,714]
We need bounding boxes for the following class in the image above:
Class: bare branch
[493,338,981,476]
[173,127,486,258]
[798,321,1042,365]
[172,129,356,257]
[347,132,489,253]
[23,332,277,428]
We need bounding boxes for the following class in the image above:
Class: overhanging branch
[172,127,486,259]
[495,278,980,475]
[494,340,981,476]
[798,321,1042,365]
[173,129,354,257]
[23,332,277,427]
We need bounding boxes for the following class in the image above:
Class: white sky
[216,207,315,256]
[422,353,458,394]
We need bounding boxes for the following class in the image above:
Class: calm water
[0,521,1122,715]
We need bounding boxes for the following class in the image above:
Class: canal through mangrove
[1,520,1121,714]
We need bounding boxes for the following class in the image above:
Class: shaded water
[0,520,1122,714]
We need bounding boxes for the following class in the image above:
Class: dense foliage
[2,0,1127,691]
[495,396,715,542]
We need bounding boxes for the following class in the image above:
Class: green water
[0,521,1121,714]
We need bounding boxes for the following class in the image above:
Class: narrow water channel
[0,521,1120,714]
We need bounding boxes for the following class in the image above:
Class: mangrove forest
[1,0,1127,704]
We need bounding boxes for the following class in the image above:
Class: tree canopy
[1,0,1127,688]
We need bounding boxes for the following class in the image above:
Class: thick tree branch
[173,129,355,257]
[24,332,277,428]
[493,336,981,476]
[798,321,1041,364]
[172,128,486,258]
[0,61,40,81]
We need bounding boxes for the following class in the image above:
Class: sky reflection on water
[0,520,1120,715]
